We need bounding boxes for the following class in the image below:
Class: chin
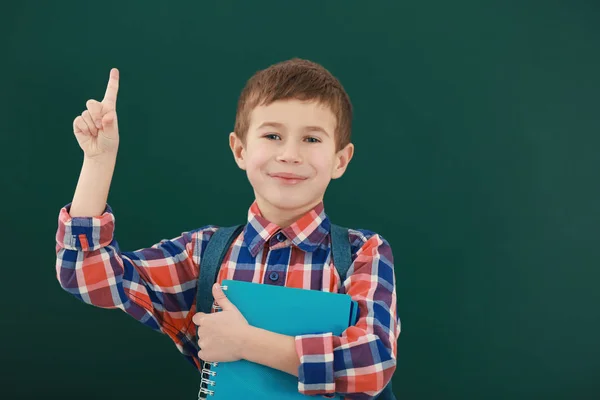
[260,190,320,211]
[265,196,310,211]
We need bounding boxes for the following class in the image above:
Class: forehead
[248,99,336,131]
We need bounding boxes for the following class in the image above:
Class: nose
[276,141,302,164]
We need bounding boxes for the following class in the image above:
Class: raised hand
[73,68,120,158]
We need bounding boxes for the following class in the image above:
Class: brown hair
[234,58,353,151]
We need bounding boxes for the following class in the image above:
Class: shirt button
[269,272,279,281]
[275,232,286,242]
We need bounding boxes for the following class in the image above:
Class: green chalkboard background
[1,1,599,399]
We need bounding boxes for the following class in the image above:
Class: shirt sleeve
[54,202,214,367]
[294,232,401,399]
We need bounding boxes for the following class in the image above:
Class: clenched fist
[73,68,120,158]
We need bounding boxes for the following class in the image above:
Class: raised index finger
[102,68,120,106]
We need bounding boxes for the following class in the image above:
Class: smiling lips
[268,172,307,185]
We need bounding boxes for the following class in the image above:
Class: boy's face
[230,99,354,225]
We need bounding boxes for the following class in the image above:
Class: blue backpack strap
[330,223,397,400]
[196,225,245,315]
[195,224,244,397]
[330,223,352,282]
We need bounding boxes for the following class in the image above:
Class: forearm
[242,326,300,377]
[70,155,117,217]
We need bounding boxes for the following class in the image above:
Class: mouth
[268,173,308,185]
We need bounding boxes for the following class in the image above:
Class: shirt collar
[243,200,331,257]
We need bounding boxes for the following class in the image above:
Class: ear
[229,132,247,170]
[331,142,354,179]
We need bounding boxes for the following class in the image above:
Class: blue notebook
[201,279,359,399]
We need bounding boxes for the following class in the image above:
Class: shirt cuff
[56,203,115,251]
[294,332,335,396]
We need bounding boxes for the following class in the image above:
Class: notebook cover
[208,279,358,399]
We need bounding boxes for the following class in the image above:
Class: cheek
[244,150,270,178]
[310,154,336,175]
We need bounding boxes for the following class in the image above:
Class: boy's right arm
[70,68,120,218]
[55,200,215,371]
[56,69,207,365]
[55,204,204,334]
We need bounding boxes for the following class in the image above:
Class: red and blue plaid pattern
[55,201,400,398]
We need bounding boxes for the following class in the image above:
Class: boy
[56,58,400,399]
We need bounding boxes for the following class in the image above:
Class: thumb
[101,111,118,134]
[213,283,235,311]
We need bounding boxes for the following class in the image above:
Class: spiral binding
[197,284,228,399]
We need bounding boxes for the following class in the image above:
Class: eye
[264,133,281,140]
[304,136,321,143]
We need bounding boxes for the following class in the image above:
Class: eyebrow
[257,121,330,137]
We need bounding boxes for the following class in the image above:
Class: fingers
[198,350,212,363]
[102,68,119,107]
[74,113,96,137]
[73,99,107,137]
[81,110,98,136]
[192,312,206,326]
[73,116,88,135]
[85,99,103,129]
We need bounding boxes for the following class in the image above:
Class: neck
[254,197,323,228]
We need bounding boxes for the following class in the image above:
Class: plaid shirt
[55,200,400,399]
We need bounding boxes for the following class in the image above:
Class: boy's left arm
[243,233,400,399]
